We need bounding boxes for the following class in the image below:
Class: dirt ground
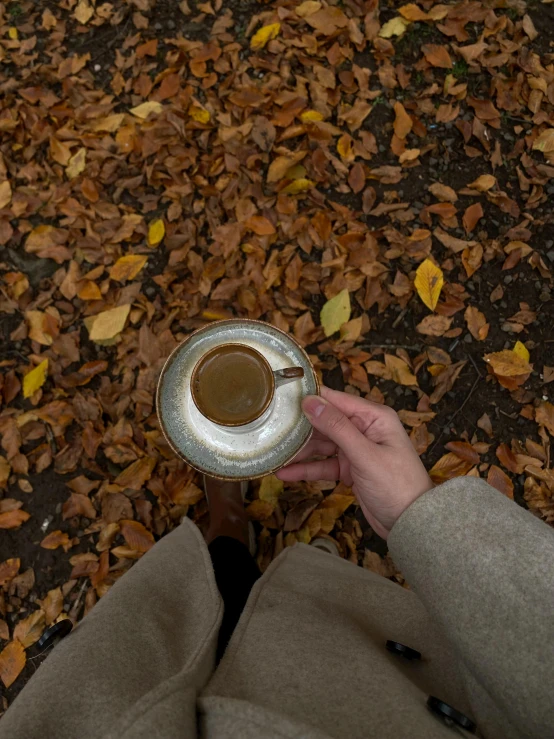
[1,0,554,709]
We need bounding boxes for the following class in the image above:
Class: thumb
[302,395,368,458]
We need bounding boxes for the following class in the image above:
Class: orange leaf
[245,215,276,236]
[0,510,30,530]
[535,401,554,436]
[422,44,453,68]
[0,558,20,586]
[462,203,484,233]
[487,465,514,499]
[393,102,412,139]
[119,520,155,552]
[114,457,156,490]
[0,640,25,688]
[428,182,457,203]
[13,609,45,648]
[348,162,365,193]
[40,530,71,551]
[429,453,473,483]
[444,441,480,465]
[416,314,452,336]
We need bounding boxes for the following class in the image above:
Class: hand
[277,387,434,539]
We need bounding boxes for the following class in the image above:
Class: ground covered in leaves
[1,0,554,707]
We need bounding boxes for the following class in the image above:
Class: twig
[361,343,422,351]
[392,308,408,329]
[428,373,481,455]
[466,352,483,379]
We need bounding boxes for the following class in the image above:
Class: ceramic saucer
[157,319,319,480]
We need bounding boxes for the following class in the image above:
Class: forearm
[388,477,554,739]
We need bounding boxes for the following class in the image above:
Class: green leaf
[320,289,351,337]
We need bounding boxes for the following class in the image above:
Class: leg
[204,476,261,661]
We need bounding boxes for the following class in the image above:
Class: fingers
[285,438,337,464]
[320,386,409,446]
[276,457,340,482]
[301,395,370,459]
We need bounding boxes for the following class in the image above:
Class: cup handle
[273,367,304,389]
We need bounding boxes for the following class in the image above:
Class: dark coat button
[427,696,477,733]
[37,619,73,649]
[386,640,422,660]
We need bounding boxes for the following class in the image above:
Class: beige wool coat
[1,477,553,739]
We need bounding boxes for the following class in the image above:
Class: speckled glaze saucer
[156,319,319,480]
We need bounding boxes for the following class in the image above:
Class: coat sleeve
[388,476,554,739]
[0,519,222,739]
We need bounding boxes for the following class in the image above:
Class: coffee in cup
[191,343,303,427]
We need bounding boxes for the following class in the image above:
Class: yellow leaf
[337,134,354,161]
[320,289,351,337]
[384,354,418,386]
[8,27,18,40]
[300,109,324,122]
[66,148,86,179]
[49,137,72,166]
[250,22,281,50]
[258,475,283,507]
[74,0,94,24]
[189,105,210,124]
[23,360,48,399]
[130,101,163,119]
[399,148,420,163]
[91,114,125,132]
[414,258,444,311]
[296,0,322,17]
[280,178,315,194]
[379,16,410,38]
[147,219,165,247]
[513,340,530,363]
[87,305,131,343]
[0,180,12,209]
[532,128,554,153]
[109,254,148,282]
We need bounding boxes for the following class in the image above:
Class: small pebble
[94,64,101,72]
[503,275,513,284]
[534,281,541,290]
[167,19,175,29]
[546,249,554,263]
[154,21,162,30]
[464,334,473,343]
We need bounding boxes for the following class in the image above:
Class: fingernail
[302,395,326,418]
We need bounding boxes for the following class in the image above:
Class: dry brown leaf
[0,510,30,530]
[465,306,489,341]
[429,453,473,483]
[428,183,458,203]
[0,640,25,688]
[487,465,514,499]
[119,520,155,552]
[467,174,496,192]
[40,530,71,551]
[0,558,20,586]
[484,350,532,378]
[416,315,452,336]
[384,355,418,386]
[393,102,412,140]
[38,588,63,626]
[462,203,484,233]
[13,609,45,648]
[422,44,453,68]
[535,402,554,436]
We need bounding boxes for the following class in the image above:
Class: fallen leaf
[513,340,530,363]
[66,148,86,179]
[532,129,554,153]
[484,350,532,377]
[245,215,276,235]
[0,558,20,586]
[74,0,94,24]
[280,178,315,194]
[109,255,148,282]
[119,520,155,552]
[189,104,210,124]
[147,219,165,247]
[259,475,283,508]
[467,174,496,192]
[384,354,418,386]
[13,609,45,648]
[38,588,63,626]
[0,640,25,688]
[393,102,412,139]
[114,457,156,490]
[87,305,131,343]
[0,510,30,530]
[414,259,444,311]
[0,180,12,209]
[40,530,71,551]
[320,289,351,336]
[465,306,489,341]
[379,17,410,38]
[23,360,48,399]
[428,183,458,203]
[416,315,452,336]
[463,203,484,233]
[340,316,363,342]
[487,465,514,499]
[130,101,164,119]
[422,44,453,68]
[535,402,554,436]
[429,452,473,483]
[250,23,280,50]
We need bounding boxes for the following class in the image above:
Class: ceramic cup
[190,343,304,429]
